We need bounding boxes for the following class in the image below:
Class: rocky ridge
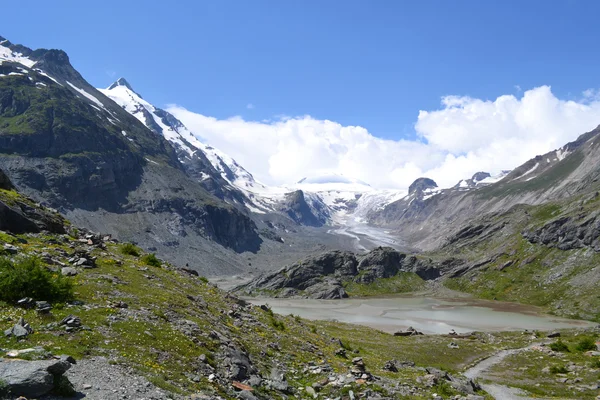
[236,246,446,299]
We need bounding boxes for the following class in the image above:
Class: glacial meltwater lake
[247,296,595,334]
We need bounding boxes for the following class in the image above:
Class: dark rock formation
[236,247,446,299]
[0,169,66,234]
[280,190,328,227]
[523,211,600,251]
[408,178,437,195]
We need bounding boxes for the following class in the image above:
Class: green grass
[344,272,426,297]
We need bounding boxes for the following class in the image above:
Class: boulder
[61,267,78,276]
[0,356,75,398]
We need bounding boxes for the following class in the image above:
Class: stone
[61,267,78,276]
[3,244,18,254]
[0,357,75,398]
[383,360,398,372]
[335,348,347,357]
[5,318,33,339]
[16,297,34,308]
[84,384,93,389]
[448,342,460,349]
[305,386,316,397]
[547,331,561,338]
[36,301,52,314]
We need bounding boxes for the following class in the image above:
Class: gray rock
[36,301,52,314]
[3,244,18,254]
[5,318,33,339]
[0,357,74,398]
[61,267,78,276]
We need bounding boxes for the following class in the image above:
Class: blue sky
[3,0,599,141]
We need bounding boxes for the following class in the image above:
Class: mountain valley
[1,33,600,400]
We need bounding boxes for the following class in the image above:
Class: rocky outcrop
[523,211,600,251]
[0,355,75,398]
[0,169,66,234]
[408,178,437,195]
[236,247,445,299]
[280,190,329,227]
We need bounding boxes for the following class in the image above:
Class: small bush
[434,381,455,396]
[141,253,161,267]
[269,316,285,331]
[0,378,9,397]
[550,340,570,352]
[310,325,317,334]
[0,256,73,303]
[550,365,568,374]
[339,339,353,351]
[575,337,597,352]
[120,243,140,257]
[199,276,209,284]
[589,359,600,369]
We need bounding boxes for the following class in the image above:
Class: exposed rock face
[280,190,329,227]
[523,211,600,251]
[0,169,66,234]
[408,178,437,195]
[0,169,14,190]
[236,247,446,298]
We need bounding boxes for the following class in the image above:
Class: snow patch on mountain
[66,81,105,108]
[0,42,35,68]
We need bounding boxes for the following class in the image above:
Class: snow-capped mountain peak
[99,78,275,211]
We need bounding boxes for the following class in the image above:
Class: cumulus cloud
[167,86,600,191]
[246,103,254,109]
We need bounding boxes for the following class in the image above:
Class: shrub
[575,337,597,352]
[550,365,568,374]
[549,340,570,352]
[141,253,161,267]
[269,316,285,331]
[0,379,9,397]
[0,256,73,303]
[120,243,140,257]
[589,359,600,369]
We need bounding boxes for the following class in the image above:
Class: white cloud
[246,103,254,109]
[167,86,600,191]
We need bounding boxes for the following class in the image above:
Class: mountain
[368,126,600,251]
[0,36,263,274]
[99,78,269,209]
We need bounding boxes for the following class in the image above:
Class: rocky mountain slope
[368,126,600,251]
[0,36,264,274]
[0,171,549,400]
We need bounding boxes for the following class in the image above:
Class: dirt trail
[464,343,550,400]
